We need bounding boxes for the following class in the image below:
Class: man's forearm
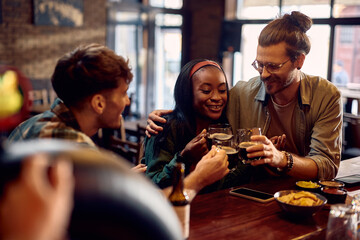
[286,154,318,179]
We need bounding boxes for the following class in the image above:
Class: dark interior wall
[0,0,107,81]
[183,0,225,63]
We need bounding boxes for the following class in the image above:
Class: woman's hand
[181,129,209,165]
[188,146,229,191]
[269,134,286,150]
[145,109,173,137]
[131,163,147,173]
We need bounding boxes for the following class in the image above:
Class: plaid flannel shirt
[8,98,96,147]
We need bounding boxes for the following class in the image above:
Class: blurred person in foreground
[142,59,252,191]
[0,142,229,240]
[0,153,74,240]
[146,11,342,180]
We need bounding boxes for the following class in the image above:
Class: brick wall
[0,0,224,79]
[0,0,107,81]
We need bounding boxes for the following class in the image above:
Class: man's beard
[261,75,293,95]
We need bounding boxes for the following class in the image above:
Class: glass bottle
[169,161,190,239]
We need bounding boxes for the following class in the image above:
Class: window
[107,1,183,118]
[150,0,182,9]
[334,0,360,18]
[226,0,360,89]
[333,25,360,86]
[155,14,182,109]
[340,26,354,44]
[108,10,144,118]
[236,0,279,19]
[233,24,265,83]
[302,25,330,78]
[282,0,330,18]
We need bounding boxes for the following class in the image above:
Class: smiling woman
[142,59,253,191]
[191,62,228,124]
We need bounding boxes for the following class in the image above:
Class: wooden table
[189,156,360,240]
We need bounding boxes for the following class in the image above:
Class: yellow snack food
[278,191,323,206]
[296,181,320,188]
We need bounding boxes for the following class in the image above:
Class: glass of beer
[207,123,237,169]
[213,137,239,170]
[207,123,233,144]
[237,128,262,164]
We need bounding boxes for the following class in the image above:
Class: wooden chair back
[109,136,142,165]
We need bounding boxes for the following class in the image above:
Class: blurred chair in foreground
[0,139,182,240]
[97,118,146,165]
[109,135,142,165]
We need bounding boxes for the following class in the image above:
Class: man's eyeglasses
[251,59,291,74]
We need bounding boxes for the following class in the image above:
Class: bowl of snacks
[274,190,327,217]
[318,180,344,189]
[320,187,347,204]
[296,181,321,193]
